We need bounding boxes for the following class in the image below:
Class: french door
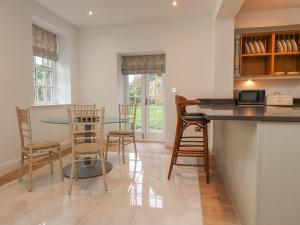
[126,73,164,141]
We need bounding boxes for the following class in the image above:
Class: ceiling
[35,0,217,28]
[240,0,300,12]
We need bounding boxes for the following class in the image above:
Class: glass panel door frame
[124,74,145,140]
[145,73,165,141]
[124,74,165,141]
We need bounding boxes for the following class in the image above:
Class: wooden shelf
[238,31,300,77]
[274,52,300,56]
[235,75,300,81]
[241,53,272,57]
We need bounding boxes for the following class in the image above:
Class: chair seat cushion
[108,130,133,136]
[75,142,102,154]
[31,140,60,150]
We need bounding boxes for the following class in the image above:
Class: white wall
[77,18,215,146]
[0,0,77,175]
[235,7,300,96]
[235,7,300,29]
[214,18,235,98]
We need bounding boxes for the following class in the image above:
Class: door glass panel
[127,75,143,132]
[147,73,163,134]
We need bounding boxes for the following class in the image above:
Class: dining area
[16,104,138,194]
[0,102,209,225]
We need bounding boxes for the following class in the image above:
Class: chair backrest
[72,104,96,110]
[68,108,105,151]
[175,95,201,118]
[175,95,188,117]
[16,107,33,152]
[119,104,137,131]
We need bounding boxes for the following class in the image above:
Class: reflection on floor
[0,142,239,225]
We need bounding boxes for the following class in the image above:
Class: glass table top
[41,117,123,125]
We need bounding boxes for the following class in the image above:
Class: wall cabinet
[235,31,300,79]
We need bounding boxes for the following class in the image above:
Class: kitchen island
[197,102,300,225]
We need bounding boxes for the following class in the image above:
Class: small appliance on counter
[266,92,293,106]
[234,90,266,105]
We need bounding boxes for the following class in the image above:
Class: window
[32,56,55,104]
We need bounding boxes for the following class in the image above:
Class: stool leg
[204,124,210,184]
[168,119,183,179]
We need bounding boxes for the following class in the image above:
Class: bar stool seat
[183,115,208,122]
[167,95,210,183]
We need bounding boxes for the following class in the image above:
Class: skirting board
[0,140,71,176]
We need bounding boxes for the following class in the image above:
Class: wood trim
[0,148,71,187]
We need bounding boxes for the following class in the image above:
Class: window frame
[32,56,56,105]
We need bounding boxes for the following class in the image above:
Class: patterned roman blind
[32,24,58,61]
[121,54,165,75]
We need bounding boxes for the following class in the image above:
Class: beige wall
[77,17,215,146]
[0,0,33,168]
[0,0,77,175]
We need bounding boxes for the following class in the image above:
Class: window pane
[35,56,43,66]
[45,71,52,86]
[36,69,45,85]
[37,87,44,102]
[47,88,53,102]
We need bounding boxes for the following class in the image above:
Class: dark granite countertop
[197,103,300,122]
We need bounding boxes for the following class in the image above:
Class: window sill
[31,103,72,109]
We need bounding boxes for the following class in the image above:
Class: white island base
[213,121,300,225]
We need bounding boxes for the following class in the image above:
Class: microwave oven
[234,90,266,105]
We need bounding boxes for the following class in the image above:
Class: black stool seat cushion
[183,115,209,122]
[184,112,206,116]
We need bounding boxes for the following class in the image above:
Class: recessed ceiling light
[172,1,177,6]
[88,11,94,16]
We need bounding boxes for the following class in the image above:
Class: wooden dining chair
[68,107,108,195]
[105,104,137,164]
[16,107,63,192]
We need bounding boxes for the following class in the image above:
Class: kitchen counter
[197,100,300,225]
[198,104,300,122]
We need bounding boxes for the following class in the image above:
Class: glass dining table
[41,117,123,179]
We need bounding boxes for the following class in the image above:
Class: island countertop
[197,102,300,122]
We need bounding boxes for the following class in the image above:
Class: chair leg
[75,159,78,181]
[118,137,121,155]
[28,156,33,192]
[58,147,64,181]
[105,135,110,160]
[68,155,76,195]
[19,153,24,182]
[99,152,108,191]
[122,137,125,164]
[49,152,53,175]
[132,133,137,156]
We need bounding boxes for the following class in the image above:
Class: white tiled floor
[0,143,205,225]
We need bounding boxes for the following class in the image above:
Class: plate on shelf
[290,39,298,52]
[280,40,288,52]
[244,42,250,54]
[258,40,266,53]
[274,72,285,75]
[285,39,292,52]
[287,71,300,75]
[253,41,261,53]
[248,42,256,54]
[276,40,283,52]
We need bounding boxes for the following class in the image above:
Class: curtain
[32,24,58,61]
[122,54,165,75]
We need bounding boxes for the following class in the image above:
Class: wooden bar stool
[167,95,210,183]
